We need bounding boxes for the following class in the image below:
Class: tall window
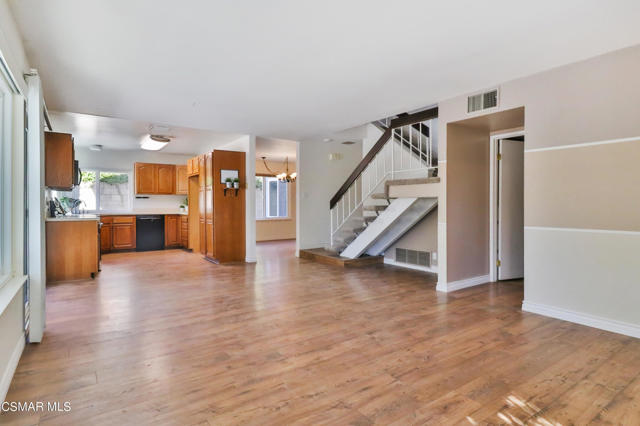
[255,176,288,219]
[52,169,131,212]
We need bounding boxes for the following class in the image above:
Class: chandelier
[261,156,297,183]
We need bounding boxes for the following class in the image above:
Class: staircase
[324,107,440,262]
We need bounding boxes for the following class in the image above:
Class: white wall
[296,132,363,252]
[0,0,28,402]
[438,44,640,337]
[75,147,191,212]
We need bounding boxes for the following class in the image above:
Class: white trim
[0,331,25,403]
[522,300,640,339]
[245,256,257,263]
[383,257,438,273]
[524,226,640,236]
[489,130,525,282]
[524,135,640,153]
[436,274,490,293]
[437,160,447,164]
[0,275,26,317]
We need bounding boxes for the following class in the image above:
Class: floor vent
[467,88,499,113]
[396,248,431,267]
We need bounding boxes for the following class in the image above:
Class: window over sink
[51,169,132,213]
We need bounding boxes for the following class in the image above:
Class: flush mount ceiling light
[89,144,103,151]
[341,140,356,145]
[141,125,174,151]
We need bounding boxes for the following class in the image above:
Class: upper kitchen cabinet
[157,164,176,194]
[176,165,188,194]
[45,132,76,190]
[134,162,177,195]
[135,162,157,194]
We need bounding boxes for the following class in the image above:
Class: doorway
[489,132,524,281]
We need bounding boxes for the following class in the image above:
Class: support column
[25,73,46,342]
[245,135,257,263]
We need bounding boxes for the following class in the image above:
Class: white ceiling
[50,111,242,155]
[256,137,297,162]
[9,1,640,140]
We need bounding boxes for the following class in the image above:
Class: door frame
[489,130,525,282]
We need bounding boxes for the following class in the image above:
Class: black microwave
[73,160,81,186]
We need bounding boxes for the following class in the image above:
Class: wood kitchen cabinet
[176,165,188,195]
[198,155,206,255]
[180,215,188,247]
[157,164,176,194]
[45,132,76,190]
[46,219,99,282]
[187,156,200,176]
[135,163,157,194]
[100,222,112,253]
[165,214,181,247]
[101,216,136,251]
[134,163,177,195]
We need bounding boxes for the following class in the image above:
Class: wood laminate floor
[2,240,640,425]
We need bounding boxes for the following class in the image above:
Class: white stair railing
[330,120,436,246]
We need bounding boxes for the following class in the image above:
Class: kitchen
[44,112,250,283]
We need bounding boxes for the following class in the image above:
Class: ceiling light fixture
[89,144,103,151]
[140,134,172,151]
[261,156,296,183]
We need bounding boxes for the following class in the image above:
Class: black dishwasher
[136,215,165,251]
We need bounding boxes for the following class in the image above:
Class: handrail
[330,128,391,209]
[329,106,438,209]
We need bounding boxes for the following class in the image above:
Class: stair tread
[363,205,387,211]
[371,193,395,200]
[385,177,440,187]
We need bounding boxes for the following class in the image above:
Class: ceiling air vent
[467,88,499,113]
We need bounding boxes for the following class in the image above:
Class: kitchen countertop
[99,211,188,216]
[45,214,100,222]
[46,211,189,221]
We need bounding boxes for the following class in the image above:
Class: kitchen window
[52,169,132,213]
[255,176,288,219]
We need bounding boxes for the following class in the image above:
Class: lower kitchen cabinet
[180,215,188,247]
[46,219,99,282]
[101,216,136,251]
[165,214,181,247]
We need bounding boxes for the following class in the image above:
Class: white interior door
[498,139,524,280]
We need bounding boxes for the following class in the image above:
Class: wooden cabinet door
[176,165,188,194]
[112,223,135,249]
[135,163,157,194]
[193,156,200,174]
[205,152,213,187]
[199,189,206,254]
[157,164,176,194]
[198,155,206,189]
[101,223,112,253]
[186,159,193,176]
[180,216,188,247]
[45,132,74,190]
[164,215,180,246]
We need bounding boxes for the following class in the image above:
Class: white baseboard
[245,257,257,263]
[383,258,438,274]
[522,301,640,339]
[1,333,25,403]
[436,274,490,293]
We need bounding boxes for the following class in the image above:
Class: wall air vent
[396,248,431,267]
[467,88,499,113]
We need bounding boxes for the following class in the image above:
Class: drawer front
[100,216,114,223]
[113,216,135,224]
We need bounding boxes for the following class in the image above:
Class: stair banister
[329,106,438,247]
